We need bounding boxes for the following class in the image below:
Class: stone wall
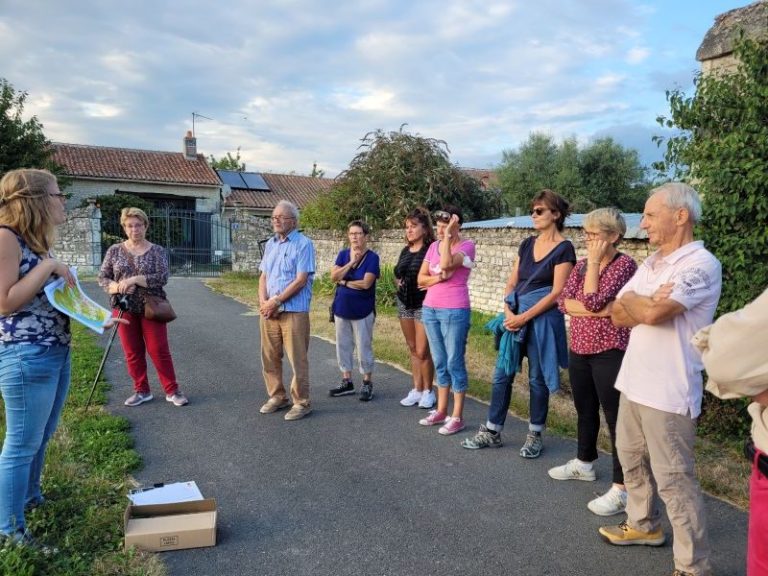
[231,219,653,314]
[54,204,103,274]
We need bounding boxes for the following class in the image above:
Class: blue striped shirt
[259,229,315,312]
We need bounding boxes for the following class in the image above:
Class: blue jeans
[0,343,71,535]
[422,306,470,393]
[486,321,548,431]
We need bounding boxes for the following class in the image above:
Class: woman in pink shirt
[416,205,475,435]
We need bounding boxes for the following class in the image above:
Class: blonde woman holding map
[0,168,124,551]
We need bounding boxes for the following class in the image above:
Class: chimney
[183,130,197,160]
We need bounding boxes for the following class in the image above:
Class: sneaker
[418,389,436,409]
[0,529,58,555]
[124,392,153,407]
[400,389,422,406]
[519,431,543,458]
[24,496,45,511]
[438,417,466,436]
[165,392,189,406]
[284,404,312,421]
[548,459,596,481]
[598,520,665,547]
[359,381,373,402]
[419,410,447,426]
[461,424,503,449]
[588,486,628,516]
[259,397,291,414]
[329,379,355,397]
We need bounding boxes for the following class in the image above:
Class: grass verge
[0,323,166,576]
[207,271,750,510]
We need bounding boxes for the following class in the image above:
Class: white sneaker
[400,389,423,407]
[588,486,627,516]
[418,389,436,409]
[548,458,596,481]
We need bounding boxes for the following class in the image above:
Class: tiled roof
[224,172,335,211]
[52,143,220,186]
[461,168,500,190]
[464,213,647,239]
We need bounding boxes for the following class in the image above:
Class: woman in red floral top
[550,207,637,517]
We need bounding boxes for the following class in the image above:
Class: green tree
[497,132,650,214]
[301,126,500,230]
[498,133,558,214]
[208,147,245,171]
[0,77,65,178]
[655,33,768,315]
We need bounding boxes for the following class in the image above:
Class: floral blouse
[0,227,70,346]
[557,254,638,355]
[98,243,170,314]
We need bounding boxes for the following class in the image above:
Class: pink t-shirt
[423,239,475,309]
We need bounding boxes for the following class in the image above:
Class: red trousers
[749,449,768,576]
[115,310,178,395]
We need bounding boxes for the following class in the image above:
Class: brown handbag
[144,294,177,323]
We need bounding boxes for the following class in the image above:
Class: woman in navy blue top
[328,221,380,401]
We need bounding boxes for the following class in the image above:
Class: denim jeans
[0,343,71,535]
[486,322,550,431]
[422,306,470,393]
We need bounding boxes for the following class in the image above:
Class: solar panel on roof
[241,172,270,191]
[217,170,247,189]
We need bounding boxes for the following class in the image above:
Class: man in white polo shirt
[599,183,721,576]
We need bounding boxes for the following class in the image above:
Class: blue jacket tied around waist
[485,286,568,393]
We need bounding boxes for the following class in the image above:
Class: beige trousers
[259,312,311,407]
[616,394,712,576]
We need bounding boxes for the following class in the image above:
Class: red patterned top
[557,254,637,355]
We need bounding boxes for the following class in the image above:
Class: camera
[116,294,131,312]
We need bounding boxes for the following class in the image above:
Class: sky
[0,0,745,178]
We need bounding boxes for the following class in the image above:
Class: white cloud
[626,46,651,64]
[81,102,123,118]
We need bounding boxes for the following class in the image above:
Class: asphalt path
[86,277,748,576]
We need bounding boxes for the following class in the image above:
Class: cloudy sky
[0,0,741,177]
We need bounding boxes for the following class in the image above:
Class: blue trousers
[0,343,71,535]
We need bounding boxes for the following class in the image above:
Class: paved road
[88,278,747,576]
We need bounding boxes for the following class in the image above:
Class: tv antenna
[192,112,214,137]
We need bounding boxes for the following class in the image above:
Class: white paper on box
[128,481,203,505]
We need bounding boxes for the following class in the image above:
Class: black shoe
[359,381,373,402]
[329,379,355,397]
[0,530,58,555]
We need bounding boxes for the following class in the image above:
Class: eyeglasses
[584,231,603,239]
[271,215,295,222]
[531,207,550,216]
[433,210,451,223]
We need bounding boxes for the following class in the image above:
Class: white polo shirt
[614,241,722,418]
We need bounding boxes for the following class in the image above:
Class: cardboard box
[124,498,217,552]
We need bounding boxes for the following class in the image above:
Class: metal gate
[101,209,232,277]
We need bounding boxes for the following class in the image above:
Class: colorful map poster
[44,268,112,334]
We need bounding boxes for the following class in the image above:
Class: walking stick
[85,296,128,410]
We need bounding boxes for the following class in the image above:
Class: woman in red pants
[98,207,188,407]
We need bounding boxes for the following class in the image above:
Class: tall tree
[302,126,500,230]
[655,33,768,315]
[0,78,64,177]
[497,132,650,214]
[208,147,245,171]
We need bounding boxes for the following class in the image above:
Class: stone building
[697,0,768,74]
[52,132,221,212]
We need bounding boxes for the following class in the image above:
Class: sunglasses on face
[531,207,550,216]
[433,210,452,223]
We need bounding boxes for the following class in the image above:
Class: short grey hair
[274,200,299,220]
[651,182,702,224]
[583,207,626,245]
